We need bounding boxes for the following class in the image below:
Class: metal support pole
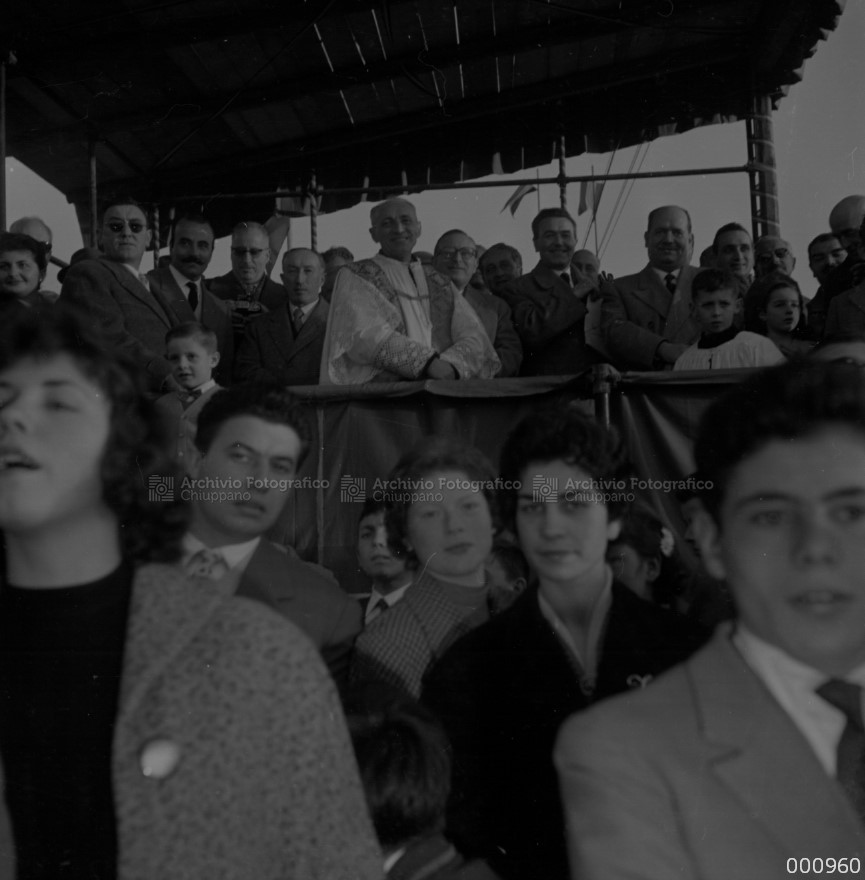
[88,138,99,246]
[745,94,780,240]
[0,52,15,231]
[557,134,567,210]
[308,173,318,251]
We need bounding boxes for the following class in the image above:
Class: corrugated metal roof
[4,0,845,236]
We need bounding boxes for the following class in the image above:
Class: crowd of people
[2,191,865,879]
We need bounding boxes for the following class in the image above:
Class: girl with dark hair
[0,308,381,879]
[351,437,498,698]
[606,505,687,610]
[750,271,816,358]
[423,407,707,880]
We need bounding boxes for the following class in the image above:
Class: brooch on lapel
[626,673,653,689]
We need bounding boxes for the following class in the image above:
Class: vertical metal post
[745,94,780,240]
[0,54,9,231]
[151,203,159,270]
[557,134,567,210]
[88,138,99,246]
[308,173,318,251]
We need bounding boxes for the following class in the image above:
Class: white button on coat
[140,738,181,779]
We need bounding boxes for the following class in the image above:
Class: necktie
[664,273,677,295]
[180,387,202,409]
[187,281,199,313]
[293,307,305,333]
[560,271,572,287]
[817,679,865,821]
[365,597,390,625]
[184,548,229,580]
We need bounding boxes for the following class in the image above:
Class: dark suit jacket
[463,287,522,377]
[601,263,701,369]
[499,263,596,376]
[825,281,865,338]
[422,584,706,880]
[60,258,177,391]
[234,299,328,386]
[555,626,865,880]
[235,539,362,687]
[146,267,234,383]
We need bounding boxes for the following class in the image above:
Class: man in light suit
[600,205,700,370]
[146,213,234,383]
[234,247,328,386]
[555,360,865,880]
[500,208,597,376]
[60,199,183,393]
[185,383,361,687]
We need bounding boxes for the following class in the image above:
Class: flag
[501,183,537,216]
[578,180,606,216]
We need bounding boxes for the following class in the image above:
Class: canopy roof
[5,0,844,235]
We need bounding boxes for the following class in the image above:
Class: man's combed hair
[499,406,632,523]
[712,222,750,253]
[345,689,451,849]
[531,208,576,238]
[695,360,865,520]
[194,383,312,464]
[384,437,499,567]
[0,308,188,564]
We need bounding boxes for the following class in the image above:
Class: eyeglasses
[232,247,266,258]
[436,248,477,261]
[106,221,147,234]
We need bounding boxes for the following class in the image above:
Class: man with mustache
[147,214,234,383]
[601,205,700,370]
[499,208,598,375]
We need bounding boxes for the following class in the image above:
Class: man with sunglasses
[210,221,287,345]
[60,199,187,394]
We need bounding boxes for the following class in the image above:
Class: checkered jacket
[350,570,489,699]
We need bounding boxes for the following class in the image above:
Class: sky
[6,0,865,297]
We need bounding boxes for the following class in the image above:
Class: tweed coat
[600,263,701,369]
[350,570,489,699]
[0,563,382,879]
[60,258,178,391]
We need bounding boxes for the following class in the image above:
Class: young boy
[556,361,865,879]
[673,268,784,370]
[155,321,222,466]
[356,498,413,626]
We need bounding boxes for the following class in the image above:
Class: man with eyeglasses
[319,198,499,384]
[433,229,522,377]
[60,199,186,393]
[500,207,598,376]
[210,222,287,344]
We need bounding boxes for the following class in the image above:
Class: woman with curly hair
[0,308,380,880]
